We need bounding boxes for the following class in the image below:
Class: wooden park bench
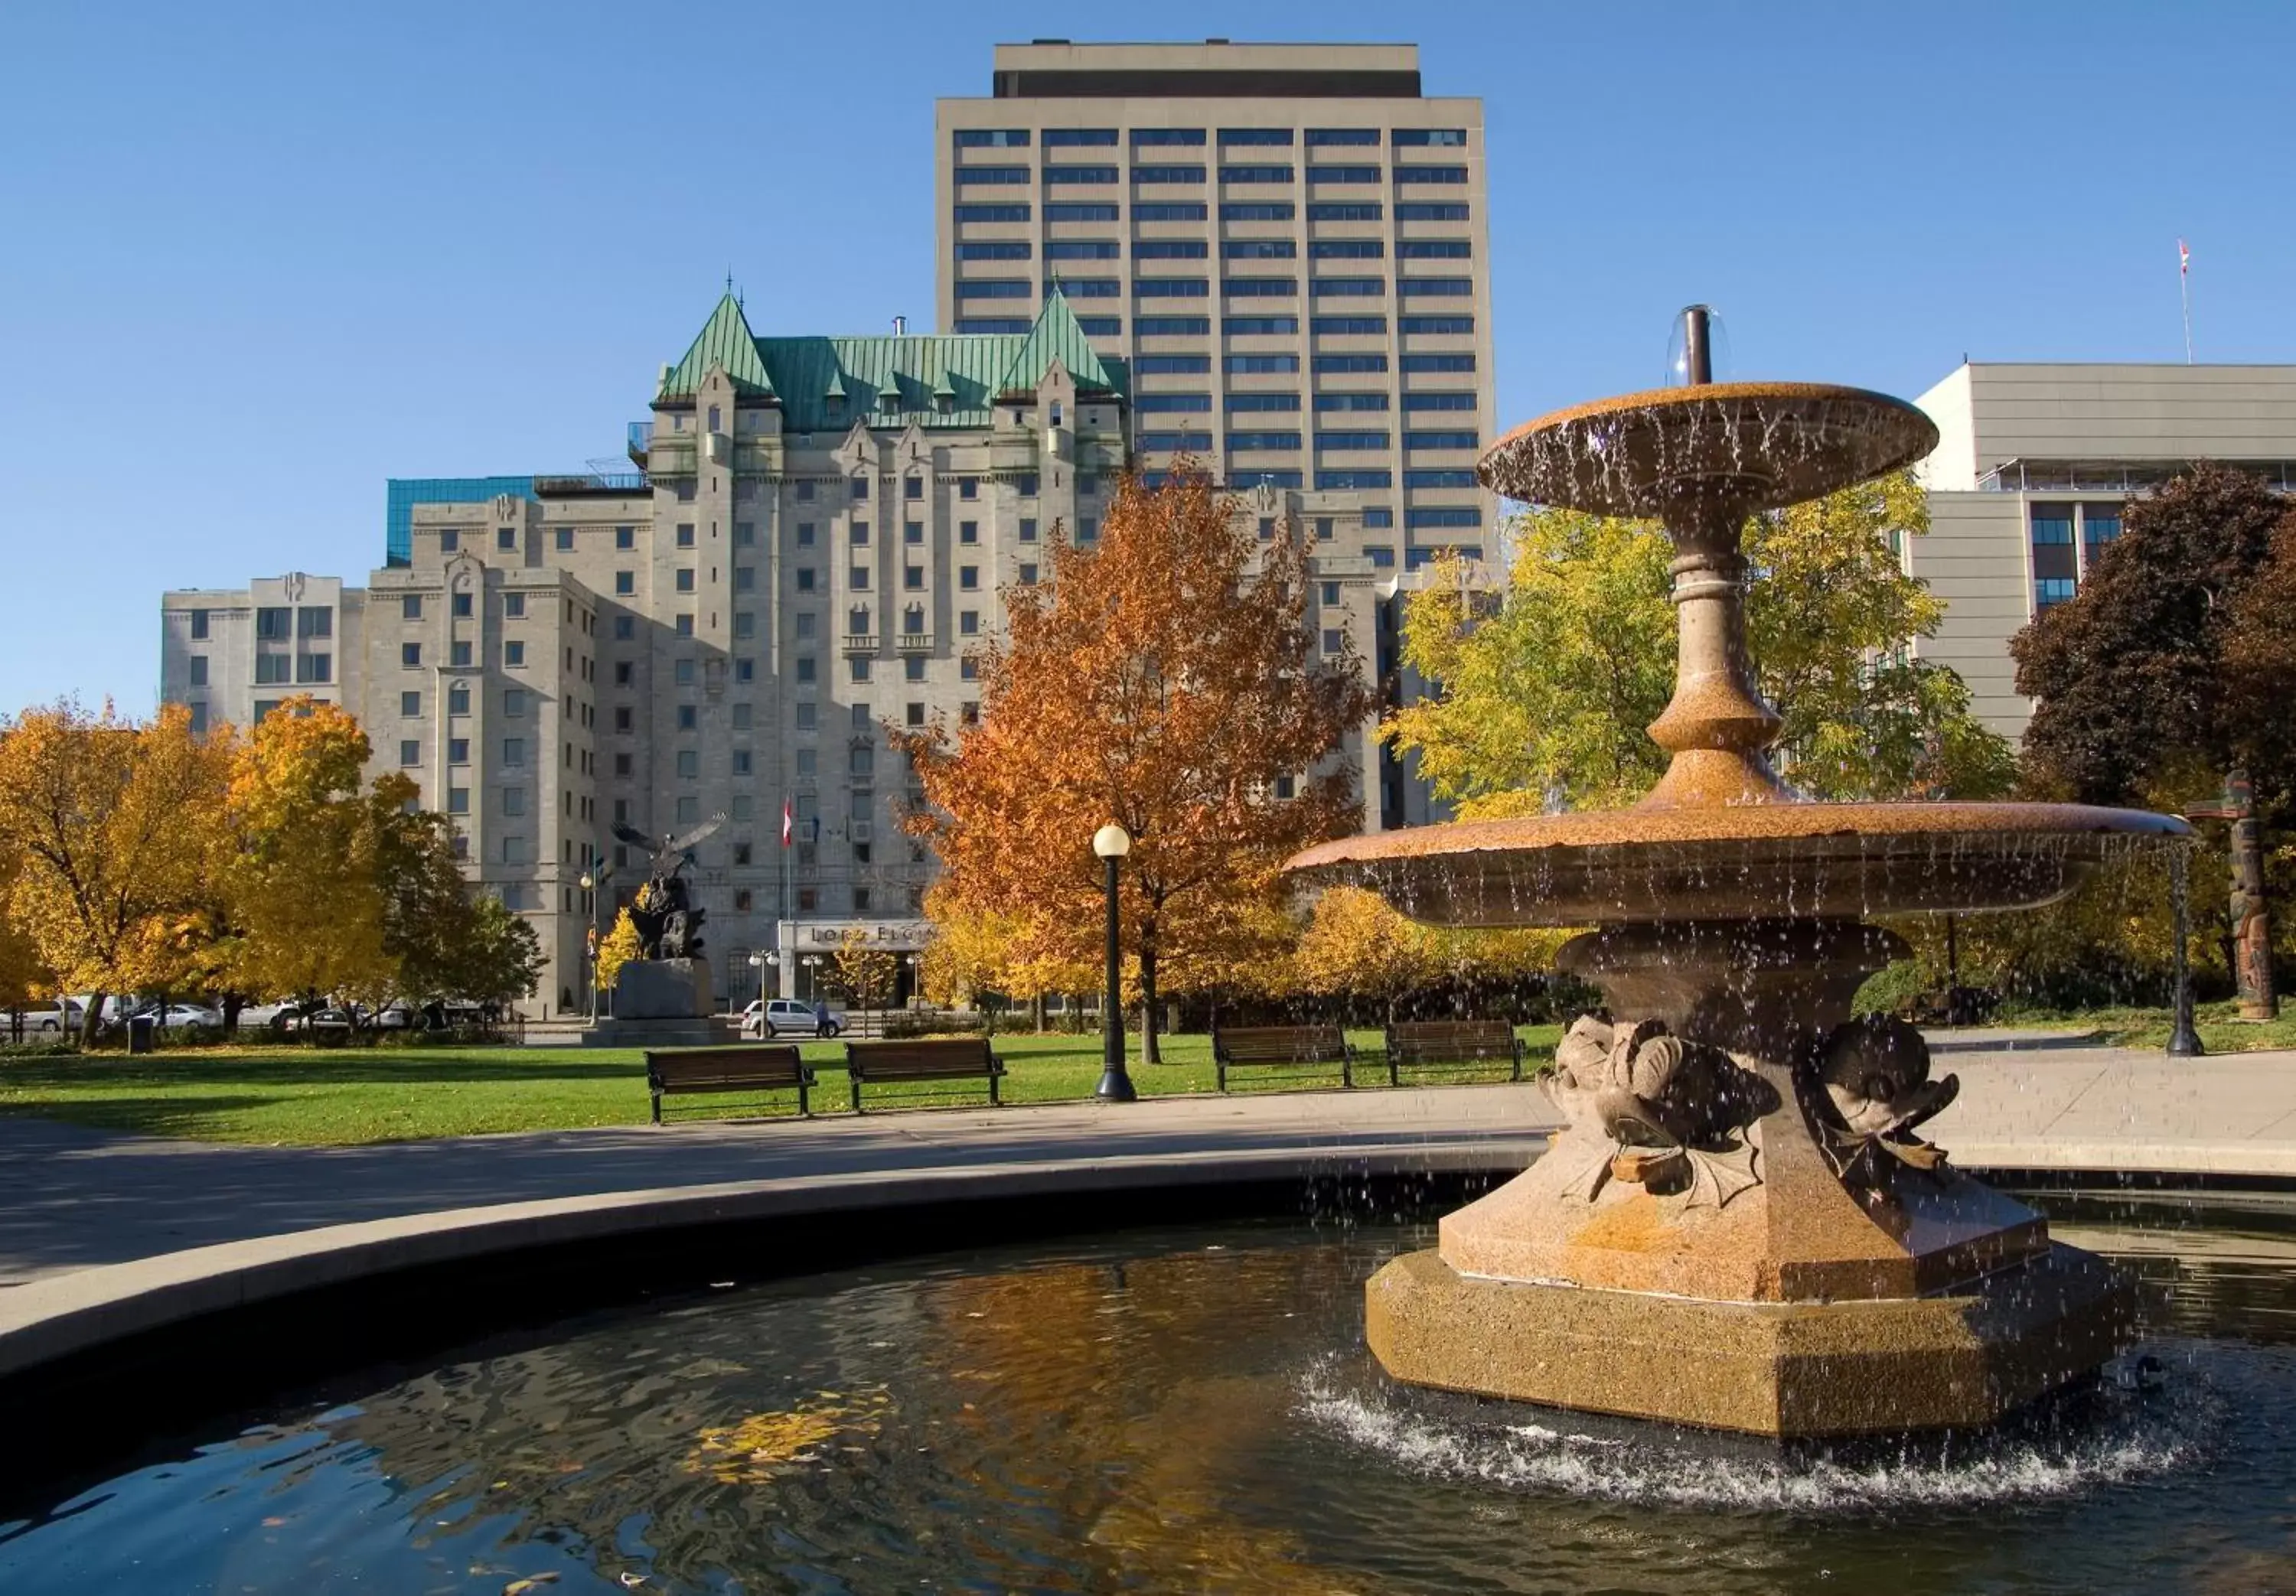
[844,1037,1006,1112]
[1384,1018,1526,1083]
[1212,1024,1357,1092]
[647,1044,815,1123]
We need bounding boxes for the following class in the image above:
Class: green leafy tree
[1386,470,2014,814]
[448,894,546,1009]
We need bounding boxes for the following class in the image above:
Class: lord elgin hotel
[158,41,1496,1019]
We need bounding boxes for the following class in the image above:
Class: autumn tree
[1387,471,2016,816]
[895,466,1371,1062]
[594,907,642,1003]
[1289,886,1442,1020]
[214,697,396,1009]
[828,929,902,1021]
[0,701,232,1036]
[0,837,51,1011]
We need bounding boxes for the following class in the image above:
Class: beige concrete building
[1910,362,2296,735]
[159,38,1498,1017]
[936,41,1496,572]
[159,288,1430,1015]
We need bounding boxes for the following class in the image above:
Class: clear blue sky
[5,0,2291,711]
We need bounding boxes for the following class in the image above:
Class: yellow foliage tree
[595,908,642,1003]
[0,837,52,1010]
[216,697,396,1007]
[829,929,903,1018]
[1289,887,1443,1018]
[0,700,233,1036]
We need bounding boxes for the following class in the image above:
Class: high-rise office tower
[936,41,1496,570]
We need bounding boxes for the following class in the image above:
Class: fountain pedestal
[1363,917,2134,1436]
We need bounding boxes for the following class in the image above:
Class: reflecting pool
[6,1192,2296,1594]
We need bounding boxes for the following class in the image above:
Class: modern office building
[1909,362,2296,734]
[935,41,1497,569]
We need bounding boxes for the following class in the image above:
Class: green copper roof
[656,286,1123,431]
[659,292,775,399]
[993,286,1117,398]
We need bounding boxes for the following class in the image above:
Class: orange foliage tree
[895,466,1371,1060]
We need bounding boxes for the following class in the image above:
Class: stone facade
[158,290,1430,1016]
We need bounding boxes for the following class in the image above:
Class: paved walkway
[2,1040,2290,1291]
[0,1083,1560,1287]
[0,1040,2289,1378]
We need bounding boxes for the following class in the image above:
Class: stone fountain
[1287,308,2192,1438]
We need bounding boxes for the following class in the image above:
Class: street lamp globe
[1093,822,1131,859]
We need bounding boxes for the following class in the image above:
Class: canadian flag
[782,798,794,846]
[2179,239,2190,275]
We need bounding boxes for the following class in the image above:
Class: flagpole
[2179,239,2194,364]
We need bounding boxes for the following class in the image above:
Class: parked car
[372,1001,424,1030]
[237,1002,300,1031]
[135,1003,223,1032]
[740,997,845,1038]
[10,1002,75,1034]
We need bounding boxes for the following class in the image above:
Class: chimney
[892,314,907,337]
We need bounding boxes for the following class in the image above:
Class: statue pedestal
[613,957,712,1021]
[580,959,724,1048]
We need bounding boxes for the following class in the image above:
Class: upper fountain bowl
[1479,382,1940,516]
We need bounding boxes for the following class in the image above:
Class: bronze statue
[610,813,726,960]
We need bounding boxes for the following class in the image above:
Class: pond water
[5,1191,2295,1594]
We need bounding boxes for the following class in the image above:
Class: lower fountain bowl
[1365,1243,2135,1439]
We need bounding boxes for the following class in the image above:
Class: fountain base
[1365,1243,2133,1438]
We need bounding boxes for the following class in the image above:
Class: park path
[2,1039,2291,1289]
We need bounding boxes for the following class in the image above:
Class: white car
[140,1003,222,1031]
[11,1002,75,1034]
[740,998,845,1037]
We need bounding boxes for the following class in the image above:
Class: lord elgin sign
[790,921,933,951]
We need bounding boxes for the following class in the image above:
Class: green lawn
[0,1027,1563,1148]
[2000,998,2296,1057]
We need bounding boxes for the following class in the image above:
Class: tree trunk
[2226,770,2278,1020]
[85,992,106,1049]
[1139,920,1161,1065]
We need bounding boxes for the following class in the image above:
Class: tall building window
[189,608,210,639]
[2031,503,2079,607]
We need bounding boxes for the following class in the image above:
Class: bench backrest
[1214,1024,1348,1063]
[647,1044,809,1090]
[847,1037,1000,1081]
[1385,1019,1518,1063]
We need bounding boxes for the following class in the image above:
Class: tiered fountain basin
[1287,355,2193,1438]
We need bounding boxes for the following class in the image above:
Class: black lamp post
[1093,822,1137,1103]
